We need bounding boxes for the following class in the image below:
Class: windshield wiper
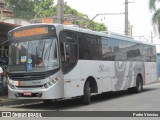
[48,40,54,62]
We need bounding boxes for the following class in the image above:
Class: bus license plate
[23,92,32,96]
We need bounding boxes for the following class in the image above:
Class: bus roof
[62,24,155,46]
[9,23,155,46]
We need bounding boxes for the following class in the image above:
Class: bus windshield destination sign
[13,27,48,38]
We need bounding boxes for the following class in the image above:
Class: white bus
[7,24,158,104]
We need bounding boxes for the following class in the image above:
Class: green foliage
[63,5,88,18]
[6,0,35,20]
[149,0,160,34]
[77,19,107,31]
[149,0,157,11]
[33,0,56,18]
[6,0,107,31]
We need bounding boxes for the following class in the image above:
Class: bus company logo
[2,112,11,117]
[98,64,109,73]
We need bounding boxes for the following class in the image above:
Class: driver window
[60,31,78,63]
[65,43,77,62]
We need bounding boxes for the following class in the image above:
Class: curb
[0,98,41,107]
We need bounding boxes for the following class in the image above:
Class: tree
[6,0,107,31]
[6,0,35,20]
[33,0,56,18]
[149,0,160,34]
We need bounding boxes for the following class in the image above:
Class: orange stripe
[18,81,21,86]
[144,64,146,85]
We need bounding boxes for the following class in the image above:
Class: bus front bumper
[8,81,64,100]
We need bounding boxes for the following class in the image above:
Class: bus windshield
[9,38,59,72]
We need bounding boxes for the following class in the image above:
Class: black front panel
[59,30,78,74]
[9,68,59,81]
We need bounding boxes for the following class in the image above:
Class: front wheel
[82,81,91,105]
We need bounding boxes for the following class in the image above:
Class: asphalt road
[0,82,160,119]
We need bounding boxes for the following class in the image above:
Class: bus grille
[15,85,43,88]
[9,74,47,81]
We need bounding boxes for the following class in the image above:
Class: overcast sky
[62,0,157,41]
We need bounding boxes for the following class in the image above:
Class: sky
[62,0,159,43]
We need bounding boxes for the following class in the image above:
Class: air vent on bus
[9,73,47,81]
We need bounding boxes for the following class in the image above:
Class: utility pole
[125,0,129,36]
[151,31,153,43]
[128,21,133,37]
[124,0,134,36]
[130,25,133,37]
[57,0,64,24]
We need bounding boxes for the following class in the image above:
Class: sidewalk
[0,95,41,107]
[0,85,41,107]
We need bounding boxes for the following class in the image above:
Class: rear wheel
[82,81,91,105]
[128,76,143,93]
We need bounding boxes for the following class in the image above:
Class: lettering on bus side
[98,64,110,73]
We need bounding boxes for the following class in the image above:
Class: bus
[7,24,158,104]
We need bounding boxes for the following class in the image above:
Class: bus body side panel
[101,61,114,92]
[64,61,82,98]
[64,60,146,98]
[144,62,158,85]
[64,60,114,98]
[112,61,144,91]
[79,60,113,94]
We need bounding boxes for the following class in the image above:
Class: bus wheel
[128,76,143,93]
[82,81,91,105]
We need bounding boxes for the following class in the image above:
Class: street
[0,82,160,119]
[0,82,160,111]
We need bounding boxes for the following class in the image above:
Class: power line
[91,13,124,21]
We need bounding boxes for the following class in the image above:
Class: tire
[82,81,91,105]
[128,76,143,93]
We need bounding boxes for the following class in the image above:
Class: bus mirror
[0,67,3,74]
[63,43,70,62]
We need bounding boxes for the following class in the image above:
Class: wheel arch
[84,76,98,93]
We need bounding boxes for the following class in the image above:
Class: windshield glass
[9,38,59,72]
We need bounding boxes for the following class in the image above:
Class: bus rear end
[7,24,64,100]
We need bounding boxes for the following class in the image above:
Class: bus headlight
[44,83,49,88]
[6,80,15,89]
[43,77,60,89]
[8,82,15,89]
[48,81,53,86]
